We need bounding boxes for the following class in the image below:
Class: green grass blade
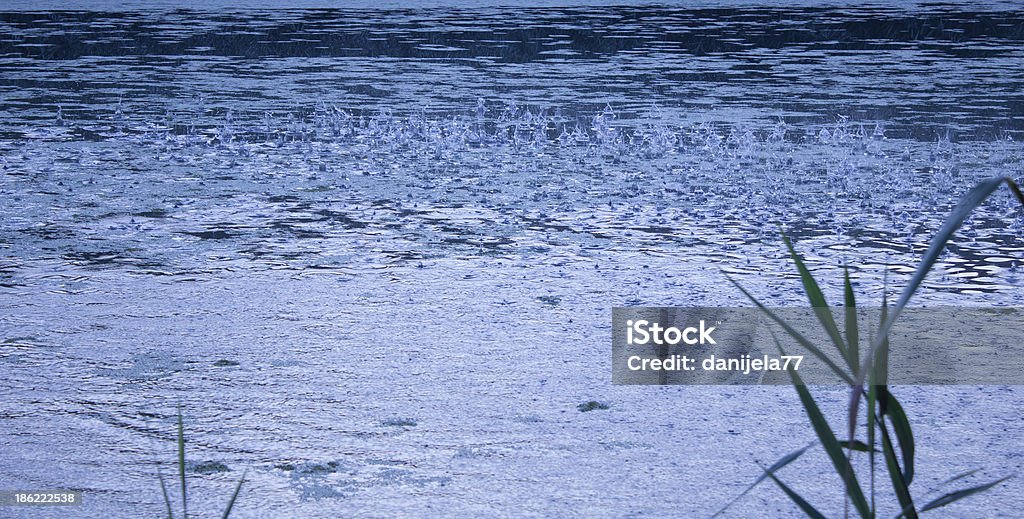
[849,177,1023,451]
[711,442,815,517]
[222,469,247,519]
[844,265,859,369]
[879,412,916,518]
[886,176,1008,324]
[772,331,870,518]
[864,277,888,519]
[157,465,175,519]
[177,406,188,519]
[847,273,889,488]
[879,390,914,485]
[726,275,854,385]
[838,440,877,453]
[1004,177,1024,206]
[758,464,829,519]
[857,177,1018,385]
[917,476,1011,514]
[896,468,988,517]
[868,382,877,517]
[873,302,891,387]
[783,234,853,373]
[937,468,983,488]
[790,367,871,519]
[895,502,916,518]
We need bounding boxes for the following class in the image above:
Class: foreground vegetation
[719,176,1024,517]
[157,407,246,519]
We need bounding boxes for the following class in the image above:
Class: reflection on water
[1,2,1024,518]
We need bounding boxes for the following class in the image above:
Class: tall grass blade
[842,263,861,519]
[1006,177,1024,206]
[177,406,188,519]
[843,265,859,369]
[838,440,876,452]
[867,382,877,517]
[881,176,1008,342]
[772,331,870,518]
[866,281,887,518]
[157,465,174,519]
[848,177,1024,486]
[711,442,814,517]
[221,469,247,519]
[783,234,853,373]
[936,468,983,488]
[726,275,854,384]
[873,303,891,387]
[915,476,1011,515]
[879,390,914,485]
[855,280,890,445]
[758,464,829,519]
[879,412,916,518]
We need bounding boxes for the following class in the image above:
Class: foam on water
[3,101,1023,300]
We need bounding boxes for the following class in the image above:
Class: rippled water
[2,2,1023,518]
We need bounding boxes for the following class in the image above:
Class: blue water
[1,2,1023,517]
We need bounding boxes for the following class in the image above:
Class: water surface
[1,2,1023,517]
